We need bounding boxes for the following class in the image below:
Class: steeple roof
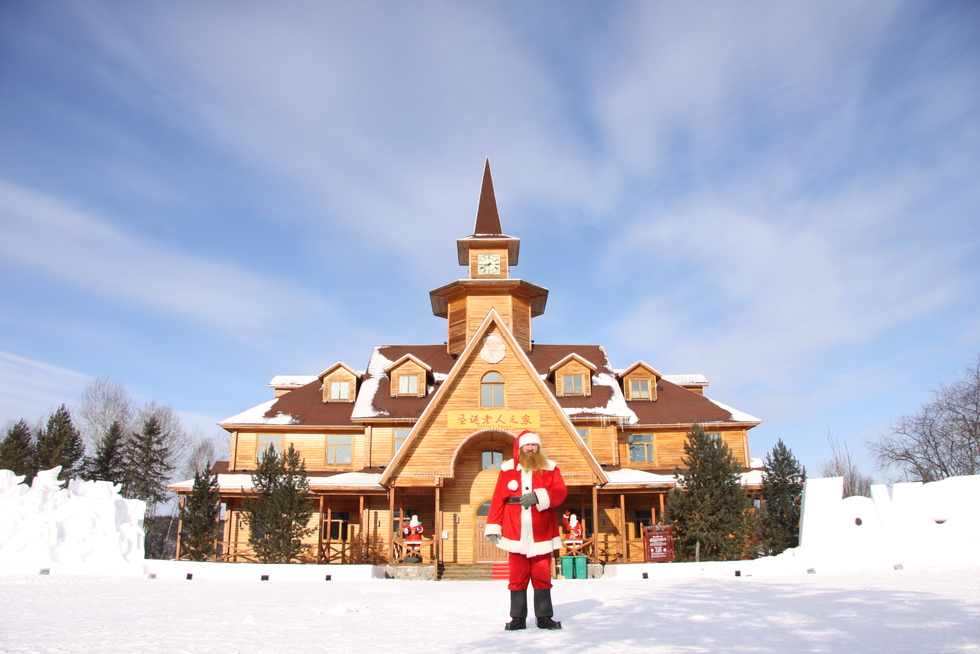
[473,158,503,236]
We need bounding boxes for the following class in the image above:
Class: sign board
[447,410,540,429]
[642,525,675,563]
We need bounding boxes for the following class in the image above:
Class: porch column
[619,493,627,563]
[591,485,599,563]
[317,496,325,563]
[358,494,365,564]
[434,487,442,567]
[387,486,396,566]
[173,496,185,561]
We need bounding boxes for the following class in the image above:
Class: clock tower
[429,160,548,355]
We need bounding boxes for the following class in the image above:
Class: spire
[473,158,503,236]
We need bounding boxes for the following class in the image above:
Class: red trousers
[507,552,553,591]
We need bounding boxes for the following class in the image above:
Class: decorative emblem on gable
[480,332,506,364]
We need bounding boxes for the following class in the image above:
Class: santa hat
[513,429,541,459]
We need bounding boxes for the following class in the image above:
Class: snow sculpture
[0,467,146,566]
[795,474,980,569]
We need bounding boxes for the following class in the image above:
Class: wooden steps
[437,563,495,581]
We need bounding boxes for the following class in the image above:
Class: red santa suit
[484,430,567,591]
[563,511,584,543]
[403,515,424,542]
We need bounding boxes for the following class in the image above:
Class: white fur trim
[518,431,541,447]
[484,523,502,537]
[507,479,518,492]
[501,459,516,471]
[533,487,551,511]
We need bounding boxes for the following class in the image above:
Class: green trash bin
[561,556,588,579]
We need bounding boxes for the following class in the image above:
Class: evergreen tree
[120,415,174,516]
[0,419,38,481]
[35,405,85,480]
[81,420,128,484]
[179,467,221,561]
[245,444,314,563]
[665,424,754,561]
[760,439,806,555]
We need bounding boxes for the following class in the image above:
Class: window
[329,381,349,400]
[323,512,350,541]
[393,429,410,455]
[632,509,653,539]
[398,375,418,395]
[476,500,492,517]
[576,428,590,449]
[630,380,650,399]
[629,434,654,463]
[707,432,722,441]
[563,374,583,395]
[481,450,503,470]
[256,435,283,462]
[326,435,352,464]
[481,372,504,407]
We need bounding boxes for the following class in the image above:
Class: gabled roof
[548,353,598,374]
[317,362,361,380]
[379,309,608,486]
[618,361,662,379]
[384,353,433,374]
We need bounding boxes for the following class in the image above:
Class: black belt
[504,496,523,505]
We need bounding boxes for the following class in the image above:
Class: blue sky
[1,1,978,478]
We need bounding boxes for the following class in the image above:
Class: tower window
[481,372,504,407]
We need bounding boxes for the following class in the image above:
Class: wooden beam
[620,493,627,563]
[317,495,325,564]
[434,487,442,569]
[358,494,365,564]
[387,487,395,566]
[174,496,185,561]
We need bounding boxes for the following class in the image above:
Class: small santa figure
[403,515,424,548]
[563,511,583,544]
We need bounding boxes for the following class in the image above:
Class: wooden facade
[170,161,762,569]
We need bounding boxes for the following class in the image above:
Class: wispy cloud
[0,180,337,344]
[0,352,90,426]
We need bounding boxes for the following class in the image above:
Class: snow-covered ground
[1,564,978,654]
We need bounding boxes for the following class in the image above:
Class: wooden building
[171,161,762,569]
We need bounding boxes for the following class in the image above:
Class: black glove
[519,492,537,508]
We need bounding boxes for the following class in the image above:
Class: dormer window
[386,355,430,398]
[551,354,596,398]
[318,362,360,403]
[630,380,650,399]
[620,362,661,401]
[563,374,583,395]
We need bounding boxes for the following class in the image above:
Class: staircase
[437,563,494,581]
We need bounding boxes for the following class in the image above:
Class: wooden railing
[391,538,435,565]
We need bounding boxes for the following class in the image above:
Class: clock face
[477,253,501,276]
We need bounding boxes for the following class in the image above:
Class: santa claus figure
[403,515,424,549]
[563,511,584,544]
[484,429,567,630]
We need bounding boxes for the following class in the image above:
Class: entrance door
[474,501,507,562]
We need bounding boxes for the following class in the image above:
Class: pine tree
[35,405,85,480]
[179,467,221,561]
[81,420,128,484]
[245,444,314,563]
[0,419,38,481]
[120,415,174,515]
[760,439,806,555]
[665,424,754,562]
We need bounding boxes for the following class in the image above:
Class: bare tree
[868,356,980,482]
[821,434,873,498]
[182,428,223,480]
[75,377,134,450]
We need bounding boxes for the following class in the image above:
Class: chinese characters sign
[447,410,540,429]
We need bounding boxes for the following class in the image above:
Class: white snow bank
[0,467,145,571]
[144,560,385,581]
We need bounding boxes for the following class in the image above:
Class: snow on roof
[561,372,638,423]
[663,374,709,386]
[219,399,301,426]
[269,375,317,388]
[350,346,394,419]
[170,472,384,492]
[603,468,675,486]
[705,397,762,424]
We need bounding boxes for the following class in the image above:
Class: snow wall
[0,467,146,573]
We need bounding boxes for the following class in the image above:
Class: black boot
[533,588,562,630]
[504,589,527,631]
